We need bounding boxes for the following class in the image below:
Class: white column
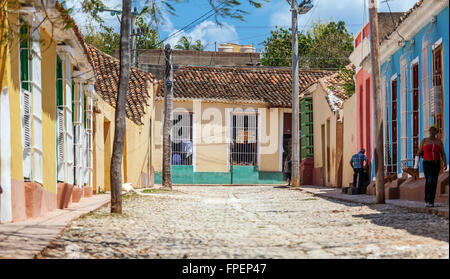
[0,87,12,223]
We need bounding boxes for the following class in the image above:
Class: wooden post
[162,44,173,190]
[131,7,136,66]
[110,0,132,213]
[368,0,385,203]
[290,0,300,187]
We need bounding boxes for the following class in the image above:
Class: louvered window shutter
[64,59,74,185]
[31,22,43,184]
[21,89,32,179]
[73,83,82,186]
[84,132,89,185]
[57,109,65,182]
[56,56,64,182]
[86,94,94,186]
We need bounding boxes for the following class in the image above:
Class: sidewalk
[297,185,449,219]
[0,194,110,259]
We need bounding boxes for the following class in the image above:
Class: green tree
[306,20,354,69]
[135,17,162,49]
[174,36,205,51]
[261,20,354,69]
[260,27,310,67]
[84,25,121,55]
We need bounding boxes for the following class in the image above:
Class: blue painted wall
[374,6,449,179]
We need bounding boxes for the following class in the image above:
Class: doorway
[326,119,330,184]
[103,119,111,191]
[282,113,292,170]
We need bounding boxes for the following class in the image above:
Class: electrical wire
[382,0,406,42]
[159,0,228,44]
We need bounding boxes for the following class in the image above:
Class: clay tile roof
[319,64,355,111]
[156,66,334,107]
[88,45,156,125]
[54,1,93,68]
[380,0,424,44]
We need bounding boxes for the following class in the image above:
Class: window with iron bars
[171,112,193,165]
[411,63,420,157]
[432,44,443,136]
[385,77,398,176]
[231,113,258,166]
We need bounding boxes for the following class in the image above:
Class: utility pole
[162,44,173,190]
[290,0,300,188]
[368,0,385,203]
[289,0,313,188]
[131,7,137,67]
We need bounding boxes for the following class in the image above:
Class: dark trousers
[353,168,364,194]
[423,160,441,204]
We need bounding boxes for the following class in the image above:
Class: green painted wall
[231,165,259,184]
[154,166,285,185]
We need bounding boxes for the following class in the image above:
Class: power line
[160,1,228,44]
[382,0,406,42]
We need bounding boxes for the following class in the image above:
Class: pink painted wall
[355,67,373,161]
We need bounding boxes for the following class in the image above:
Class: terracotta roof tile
[156,66,334,107]
[88,45,155,125]
[319,64,354,111]
[380,0,424,44]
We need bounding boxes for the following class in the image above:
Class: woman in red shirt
[417,125,447,207]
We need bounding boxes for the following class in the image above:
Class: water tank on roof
[240,46,255,53]
[218,45,234,52]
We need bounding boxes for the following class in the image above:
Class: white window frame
[229,109,259,168]
[18,14,43,184]
[409,57,420,160]
[55,50,75,185]
[400,60,409,170]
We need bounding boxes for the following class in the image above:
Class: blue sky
[68,0,418,52]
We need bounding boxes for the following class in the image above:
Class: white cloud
[164,20,239,51]
[268,0,418,36]
[66,0,123,33]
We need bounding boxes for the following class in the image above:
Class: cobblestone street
[39,186,449,259]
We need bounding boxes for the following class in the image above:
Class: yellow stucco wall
[342,94,357,188]
[312,85,339,187]
[2,10,24,181]
[40,28,57,193]
[259,107,282,172]
[152,100,282,173]
[124,99,153,188]
[93,82,154,192]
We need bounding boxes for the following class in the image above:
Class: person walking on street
[416,125,447,208]
[350,148,368,194]
[284,154,292,186]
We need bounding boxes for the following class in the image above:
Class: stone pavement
[0,194,110,259]
[39,186,449,259]
[298,186,449,219]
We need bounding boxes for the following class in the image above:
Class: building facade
[0,1,95,223]
[364,0,449,203]
[349,12,403,164]
[152,66,334,184]
[88,46,157,193]
[301,72,351,188]
[379,0,449,178]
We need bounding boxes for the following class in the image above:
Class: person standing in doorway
[350,148,368,194]
[284,154,292,186]
[417,125,447,207]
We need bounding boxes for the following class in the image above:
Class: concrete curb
[298,186,449,219]
[0,194,111,259]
